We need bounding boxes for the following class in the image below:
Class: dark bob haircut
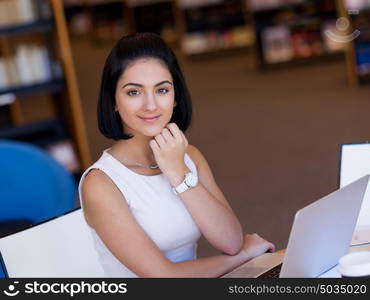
[97,32,192,140]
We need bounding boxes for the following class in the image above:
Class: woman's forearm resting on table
[139,251,250,278]
[178,182,244,256]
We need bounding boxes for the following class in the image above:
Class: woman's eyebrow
[122,80,173,89]
[154,80,173,87]
[122,83,142,88]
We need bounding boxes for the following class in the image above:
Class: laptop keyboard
[258,263,283,278]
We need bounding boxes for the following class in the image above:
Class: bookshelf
[63,0,178,45]
[248,0,345,69]
[338,0,370,86]
[0,0,91,175]
[62,0,132,43]
[62,1,255,55]
[125,0,177,46]
[62,0,90,38]
[174,0,255,56]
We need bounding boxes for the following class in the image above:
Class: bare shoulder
[82,169,117,198]
[81,168,124,226]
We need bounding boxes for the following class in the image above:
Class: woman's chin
[143,122,171,137]
[141,128,164,138]
[124,124,164,138]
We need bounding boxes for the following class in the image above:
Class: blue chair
[0,140,77,236]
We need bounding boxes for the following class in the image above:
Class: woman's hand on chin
[149,123,189,186]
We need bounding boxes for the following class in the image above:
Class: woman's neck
[109,135,155,164]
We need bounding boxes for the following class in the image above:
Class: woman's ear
[115,106,118,112]
[173,101,177,107]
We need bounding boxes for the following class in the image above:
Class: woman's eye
[127,90,140,96]
[157,88,169,95]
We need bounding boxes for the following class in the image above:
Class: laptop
[0,208,104,278]
[339,142,370,245]
[0,251,8,278]
[223,174,369,278]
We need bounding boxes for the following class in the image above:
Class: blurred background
[1,0,370,257]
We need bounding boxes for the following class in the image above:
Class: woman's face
[115,58,175,138]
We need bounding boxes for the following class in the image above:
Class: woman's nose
[143,93,158,111]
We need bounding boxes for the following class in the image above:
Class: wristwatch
[173,172,198,195]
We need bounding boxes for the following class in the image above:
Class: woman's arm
[179,144,244,255]
[150,123,243,255]
[82,170,274,277]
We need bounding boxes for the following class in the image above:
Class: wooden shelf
[250,1,307,14]
[0,119,66,147]
[0,19,54,37]
[185,46,252,61]
[260,51,344,69]
[184,43,251,56]
[0,80,64,98]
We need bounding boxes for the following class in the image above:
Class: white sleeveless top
[78,149,201,277]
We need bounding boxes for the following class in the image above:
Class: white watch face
[185,173,198,187]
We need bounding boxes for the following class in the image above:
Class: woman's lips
[138,115,161,122]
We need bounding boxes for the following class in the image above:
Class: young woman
[79,32,275,277]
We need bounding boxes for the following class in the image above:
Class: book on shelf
[0,0,51,28]
[36,0,52,19]
[261,24,343,64]
[291,31,322,57]
[0,59,10,90]
[261,25,294,63]
[343,0,370,79]
[356,41,370,75]
[17,0,38,23]
[248,0,304,11]
[345,0,370,11]
[66,10,92,35]
[0,44,61,92]
[181,26,254,54]
[0,93,16,107]
[4,59,20,88]
[94,20,129,42]
[181,33,208,54]
[160,25,178,45]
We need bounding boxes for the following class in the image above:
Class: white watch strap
[173,181,189,195]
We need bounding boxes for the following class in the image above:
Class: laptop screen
[0,251,8,278]
[339,143,370,188]
[339,143,370,231]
